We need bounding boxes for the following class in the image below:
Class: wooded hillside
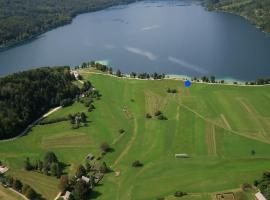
[0,0,136,48]
[0,67,79,139]
[205,0,270,33]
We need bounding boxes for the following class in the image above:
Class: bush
[174,191,187,197]
[132,160,143,168]
[12,179,23,191]
[157,114,167,120]
[118,129,125,134]
[60,98,73,107]
[146,113,152,119]
[154,111,162,116]
[100,142,110,152]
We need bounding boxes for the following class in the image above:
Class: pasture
[0,71,270,200]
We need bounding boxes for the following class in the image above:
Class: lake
[0,0,270,80]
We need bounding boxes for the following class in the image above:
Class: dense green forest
[0,67,79,139]
[0,0,136,48]
[205,0,270,33]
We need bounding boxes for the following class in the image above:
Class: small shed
[63,191,71,200]
[175,154,189,158]
[86,153,94,160]
[81,176,90,184]
[255,192,267,200]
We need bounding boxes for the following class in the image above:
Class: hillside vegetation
[205,0,270,33]
[0,69,270,199]
[0,0,136,48]
[0,67,79,139]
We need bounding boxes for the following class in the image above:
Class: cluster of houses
[60,153,104,200]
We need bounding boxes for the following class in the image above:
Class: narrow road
[8,188,29,200]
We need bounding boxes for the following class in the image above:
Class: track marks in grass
[205,122,217,156]
[112,118,138,168]
[180,103,270,144]
[220,114,232,130]
[237,98,270,140]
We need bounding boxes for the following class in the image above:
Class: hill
[205,0,270,33]
[0,69,270,199]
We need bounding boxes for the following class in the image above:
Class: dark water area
[0,0,270,80]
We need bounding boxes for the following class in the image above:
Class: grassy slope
[1,71,270,199]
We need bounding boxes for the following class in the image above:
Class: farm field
[1,71,270,200]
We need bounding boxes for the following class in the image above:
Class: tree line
[0,66,79,139]
[0,0,137,48]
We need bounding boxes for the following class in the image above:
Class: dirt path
[0,106,62,142]
[111,118,138,168]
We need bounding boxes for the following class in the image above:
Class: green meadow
[1,70,270,200]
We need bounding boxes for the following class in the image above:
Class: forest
[0,67,79,139]
[0,0,136,48]
[205,0,270,33]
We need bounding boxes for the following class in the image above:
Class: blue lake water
[0,0,270,80]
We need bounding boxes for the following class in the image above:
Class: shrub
[132,160,143,168]
[60,98,73,107]
[118,129,125,134]
[154,111,162,116]
[146,113,152,119]
[174,191,187,197]
[157,114,167,120]
[100,142,110,152]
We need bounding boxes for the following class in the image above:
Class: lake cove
[0,0,270,80]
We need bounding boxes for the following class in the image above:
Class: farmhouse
[175,153,189,158]
[0,165,9,174]
[63,191,71,200]
[255,192,267,200]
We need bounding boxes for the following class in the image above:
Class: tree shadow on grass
[89,190,102,199]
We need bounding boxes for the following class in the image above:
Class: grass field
[1,70,270,200]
